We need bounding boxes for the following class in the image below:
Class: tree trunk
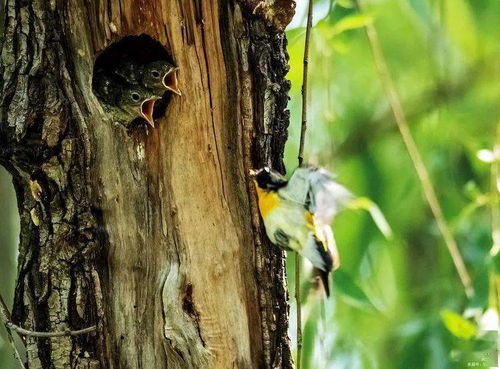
[0,1,295,368]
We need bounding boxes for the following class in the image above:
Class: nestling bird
[116,86,160,127]
[113,60,181,96]
[142,60,181,96]
[93,71,160,127]
[251,165,351,296]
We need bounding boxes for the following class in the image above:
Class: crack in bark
[181,283,206,347]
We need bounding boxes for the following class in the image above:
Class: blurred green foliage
[284,0,499,368]
[0,168,20,369]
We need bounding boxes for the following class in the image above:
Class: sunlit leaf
[347,197,393,239]
[337,0,355,9]
[440,310,477,340]
[332,14,373,36]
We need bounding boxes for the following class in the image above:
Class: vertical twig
[298,0,314,166]
[355,0,473,298]
[295,254,302,369]
[296,1,314,368]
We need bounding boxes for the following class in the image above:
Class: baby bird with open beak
[113,60,181,97]
[142,61,181,96]
[116,86,159,127]
[93,71,160,127]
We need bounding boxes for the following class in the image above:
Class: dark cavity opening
[92,34,177,129]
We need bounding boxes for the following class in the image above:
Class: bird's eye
[151,70,161,79]
[131,92,141,102]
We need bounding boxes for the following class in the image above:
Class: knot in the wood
[92,34,180,129]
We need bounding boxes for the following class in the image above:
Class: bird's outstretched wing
[284,166,351,225]
[307,167,351,225]
[277,166,311,205]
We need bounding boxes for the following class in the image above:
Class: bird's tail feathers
[316,267,331,297]
[302,234,334,297]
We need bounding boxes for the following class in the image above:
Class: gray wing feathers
[278,167,311,204]
[308,168,351,225]
[282,166,351,225]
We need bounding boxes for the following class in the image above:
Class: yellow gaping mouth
[141,98,158,127]
[162,68,181,96]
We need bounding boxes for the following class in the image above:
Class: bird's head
[142,61,181,96]
[250,166,288,190]
[117,87,160,127]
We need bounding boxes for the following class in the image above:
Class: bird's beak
[249,169,258,177]
[162,67,182,96]
[141,98,158,127]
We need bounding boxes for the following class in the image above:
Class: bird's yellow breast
[255,186,280,219]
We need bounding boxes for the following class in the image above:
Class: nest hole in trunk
[92,34,178,129]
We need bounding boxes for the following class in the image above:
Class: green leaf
[440,310,477,340]
[332,14,373,36]
[348,197,393,239]
[333,269,378,311]
[336,0,355,9]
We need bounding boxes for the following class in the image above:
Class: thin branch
[296,1,314,368]
[298,0,314,166]
[1,292,96,339]
[355,0,474,298]
[5,322,97,338]
[295,254,302,369]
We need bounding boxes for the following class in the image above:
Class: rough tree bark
[0,0,295,368]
